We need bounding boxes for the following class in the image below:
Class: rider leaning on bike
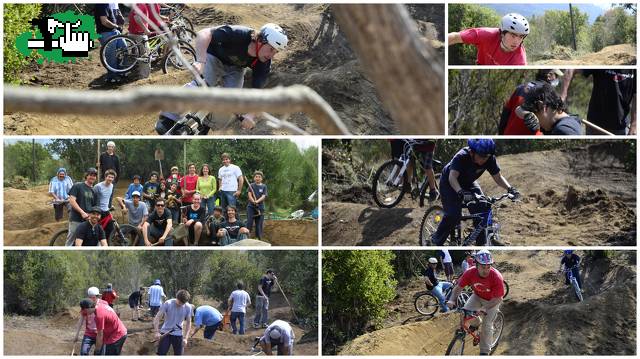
[156,23,288,133]
[447,250,504,356]
[431,139,520,246]
[389,139,439,201]
[559,250,584,293]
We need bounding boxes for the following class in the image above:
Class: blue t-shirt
[551,116,583,135]
[125,183,144,200]
[194,305,223,327]
[442,147,500,189]
[249,183,268,210]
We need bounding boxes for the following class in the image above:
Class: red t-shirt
[82,299,109,338]
[457,266,504,301]
[181,174,198,203]
[502,83,543,135]
[459,27,527,65]
[127,4,149,35]
[102,290,118,305]
[95,304,127,344]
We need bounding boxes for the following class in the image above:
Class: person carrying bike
[389,139,439,201]
[156,23,289,133]
[446,250,504,356]
[448,13,529,65]
[425,257,453,313]
[558,250,584,293]
[430,139,519,246]
[48,167,73,221]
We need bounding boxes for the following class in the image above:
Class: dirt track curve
[323,142,636,246]
[533,44,636,65]
[338,251,636,355]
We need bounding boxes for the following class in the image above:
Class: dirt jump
[4,4,444,136]
[4,183,317,246]
[533,44,637,65]
[338,250,636,355]
[4,292,318,355]
[323,142,636,246]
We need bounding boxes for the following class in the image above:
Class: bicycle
[419,192,517,246]
[99,27,196,76]
[414,279,509,316]
[561,265,584,302]
[372,139,442,208]
[445,308,504,355]
[160,4,195,31]
[49,208,139,246]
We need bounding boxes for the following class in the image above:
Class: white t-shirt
[228,289,251,313]
[441,249,452,263]
[264,320,295,347]
[218,164,243,191]
[93,181,114,212]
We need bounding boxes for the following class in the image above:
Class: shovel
[244,176,262,218]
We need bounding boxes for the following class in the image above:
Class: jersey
[459,27,527,65]
[457,266,504,301]
[442,147,500,190]
[499,82,544,135]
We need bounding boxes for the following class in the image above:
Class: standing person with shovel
[246,171,267,240]
[253,269,277,329]
[154,289,193,356]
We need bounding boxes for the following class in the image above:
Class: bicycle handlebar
[465,192,516,206]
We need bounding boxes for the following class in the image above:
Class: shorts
[443,262,454,276]
[128,297,138,309]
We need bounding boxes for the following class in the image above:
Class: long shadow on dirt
[357,207,413,245]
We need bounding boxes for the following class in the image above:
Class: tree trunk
[332,4,444,134]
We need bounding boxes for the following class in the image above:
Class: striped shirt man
[148,284,166,307]
[49,172,74,200]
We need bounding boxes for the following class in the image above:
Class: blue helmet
[564,250,573,255]
[475,249,494,265]
[154,279,161,285]
[467,139,496,156]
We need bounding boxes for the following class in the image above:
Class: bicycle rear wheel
[445,332,466,355]
[108,224,139,246]
[414,292,439,316]
[503,280,510,299]
[419,205,444,246]
[162,41,196,74]
[49,229,69,246]
[572,278,583,302]
[489,311,505,354]
[372,159,407,208]
[100,34,140,73]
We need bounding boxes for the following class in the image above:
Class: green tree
[4,4,42,83]
[4,141,57,185]
[448,4,501,65]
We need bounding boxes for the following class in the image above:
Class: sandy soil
[323,142,636,246]
[4,292,318,355]
[533,44,637,65]
[4,4,444,136]
[338,250,636,355]
[3,183,317,246]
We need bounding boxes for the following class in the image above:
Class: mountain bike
[445,308,504,355]
[414,279,509,316]
[49,208,139,246]
[160,4,195,31]
[419,192,517,246]
[372,139,442,208]
[561,265,584,302]
[99,27,196,75]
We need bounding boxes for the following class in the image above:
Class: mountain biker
[93,169,117,238]
[517,82,584,135]
[154,289,193,356]
[388,139,439,201]
[128,286,144,321]
[254,269,277,329]
[48,167,73,221]
[148,279,167,317]
[560,69,636,135]
[117,191,149,231]
[98,141,121,184]
[65,168,99,246]
[79,298,128,355]
[101,283,119,308]
[498,69,564,135]
[75,206,108,247]
[127,4,168,79]
[74,287,109,355]
[182,192,206,245]
[448,13,529,65]
[447,250,504,356]
[430,139,520,246]
[191,305,223,340]
[156,23,289,133]
[425,257,453,313]
[141,199,175,246]
[259,319,295,355]
[558,250,584,293]
[228,281,251,334]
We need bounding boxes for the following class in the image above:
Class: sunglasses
[156,204,165,207]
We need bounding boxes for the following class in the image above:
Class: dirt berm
[323,142,636,246]
[339,251,636,355]
[4,184,317,246]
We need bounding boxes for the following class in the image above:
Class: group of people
[76,269,294,355]
[48,142,269,246]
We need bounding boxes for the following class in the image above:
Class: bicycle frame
[455,193,512,246]
[456,308,483,344]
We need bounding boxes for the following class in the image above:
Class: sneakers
[253,323,260,329]
[262,323,268,328]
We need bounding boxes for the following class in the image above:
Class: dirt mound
[339,251,636,355]
[534,44,636,65]
[323,143,636,246]
[264,219,317,246]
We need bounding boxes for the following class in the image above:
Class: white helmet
[500,13,529,35]
[259,23,288,51]
[106,141,116,148]
[428,257,438,264]
[87,287,100,296]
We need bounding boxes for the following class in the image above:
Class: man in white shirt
[227,281,251,334]
[260,320,295,355]
[148,279,167,317]
[217,153,243,211]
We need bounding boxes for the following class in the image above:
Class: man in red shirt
[127,4,169,78]
[101,283,119,308]
[448,13,529,65]
[80,298,128,355]
[447,250,504,355]
[74,287,110,355]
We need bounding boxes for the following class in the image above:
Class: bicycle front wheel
[419,205,444,246]
[162,41,196,74]
[49,229,69,246]
[414,292,439,316]
[108,224,139,246]
[100,34,140,73]
[372,159,407,208]
[572,278,584,302]
[445,332,466,355]
[490,311,505,354]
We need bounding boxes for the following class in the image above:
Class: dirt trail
[339,250,636,355]
[533,44,636,65]
[3,184,317,246]
[4,293,317,355]
[4,4,444,135]
[323,142,636,246]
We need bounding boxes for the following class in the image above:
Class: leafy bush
[448,4,501,65]
[4,4,42,83]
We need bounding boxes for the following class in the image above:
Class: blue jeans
[219,191,237,210]
[203,196,217,216]
[99,30,123,80]
[203,321,221,339]
[157,334,183,355]
[219,231,248,246]
[431,281,453,312]
[80,335,96,355]
[254,295,269,326]
[431,178,485,245]
[230,311,245,334]
[246,205,264,239]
